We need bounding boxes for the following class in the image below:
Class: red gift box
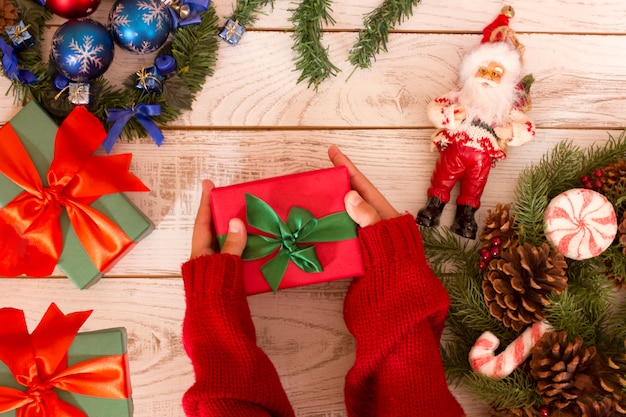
[210,166,364,294]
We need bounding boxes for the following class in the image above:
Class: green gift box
[0,101,153,289]
[0,305,133,417]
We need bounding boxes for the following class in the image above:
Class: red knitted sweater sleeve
[343,214,465,417]
[181,254,295,417]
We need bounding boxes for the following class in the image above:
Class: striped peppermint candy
[544,188,617,260]
[469,320,552,379]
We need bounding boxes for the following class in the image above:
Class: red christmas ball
[46,0,101,19]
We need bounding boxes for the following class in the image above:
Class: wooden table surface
[1,0,625,415]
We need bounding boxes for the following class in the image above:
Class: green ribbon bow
[220,193,357,292]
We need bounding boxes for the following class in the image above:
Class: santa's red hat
[458,6,523,85]
[481,6,515,43]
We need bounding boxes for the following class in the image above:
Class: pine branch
[230,0,274,27]
[421,226,479,276]
[465,370,542,410]
[348,0,421,70]
[513,132,626,246]
[290,0,340,90]
[544,290,604,345]
[441,339,474,386]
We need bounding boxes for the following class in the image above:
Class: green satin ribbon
[218,193,357,292]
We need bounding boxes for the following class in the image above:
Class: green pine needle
[230,0,274,27]
[348,0,421,70]
[289,0,340,90]
[465,370,542,410]
[513,131,626,246]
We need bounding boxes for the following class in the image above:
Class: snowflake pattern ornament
[0,0,219,148]
[50,18,114,82]
[109,0,171,54]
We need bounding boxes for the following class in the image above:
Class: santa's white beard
[457,76,518,126]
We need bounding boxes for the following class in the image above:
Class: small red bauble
[539,406,550,417]
[46,0,101,19]
[593,168,604,178]
[491,236,503,246]
[593,179,604,190]
[490,246,501,258]
[580,174,591,183]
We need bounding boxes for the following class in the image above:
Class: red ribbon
[0,106,149,277]
[0,303,131,417]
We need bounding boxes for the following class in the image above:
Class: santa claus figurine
[417,6,535,239]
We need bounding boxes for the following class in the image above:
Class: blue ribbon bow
[0,37,36,84]
[168,0,209,30]
[103,104,164,153]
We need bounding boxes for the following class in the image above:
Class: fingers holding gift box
[210,166,365,294]
[0,303,133,417]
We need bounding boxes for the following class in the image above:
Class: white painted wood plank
[63,0,626,33]
[10,127,611,277]
[2,33,624,128]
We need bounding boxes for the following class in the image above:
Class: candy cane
[468,320,552,379]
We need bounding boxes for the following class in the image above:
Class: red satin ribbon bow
[0,106,149,277]
[0,303,131,417]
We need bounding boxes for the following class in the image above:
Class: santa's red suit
[426,95,535,208]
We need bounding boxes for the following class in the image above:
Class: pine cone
[601,159,626,202]
[488,407,540,417]
[0,0,18,33]
[576,396,616,417]
[482,242,568,331]
[479,203,518,250]
[598,352,626,414]
[618,213,626,255]
[530,331,604,416]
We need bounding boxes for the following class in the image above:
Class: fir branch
[579,131,626,177]
[441,339,474,386]
[229,0,274,27]
[513,141,581,246]
[289,0,339,90]
[421,226,479,276]
[544,290,603,345]
[348,0,421,70]
[599,245,626,289]
[465,370,542,410]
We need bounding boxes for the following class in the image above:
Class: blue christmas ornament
[50,19,114,82]
[109,0,172,54]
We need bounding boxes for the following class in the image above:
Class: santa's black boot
[417,197,445,227]
[450,204,478,239]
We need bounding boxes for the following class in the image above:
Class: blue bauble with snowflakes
[51,19,114,82]
[109,0,172,54]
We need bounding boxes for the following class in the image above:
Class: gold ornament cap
[501,5,515,18]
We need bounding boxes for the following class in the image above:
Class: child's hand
[328,146,400,227]
[190,180,247,259]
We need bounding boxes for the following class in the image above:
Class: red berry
[480,247,493,261]
[491,236,503,246]
[583,181,594,189]
[539,406,550,417]
[593,179,604,190]
[478,260,487,270]
[593,168,604,178]
[491,246,501,257]
[580,174,591,183]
